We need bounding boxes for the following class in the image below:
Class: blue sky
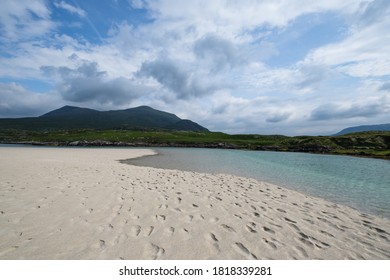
[0,0,389,135]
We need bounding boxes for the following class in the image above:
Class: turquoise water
[127,148,390,219]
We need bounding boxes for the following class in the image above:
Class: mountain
[40,105,100,118]
[164,119,208,131]
[334,123,390,136]
[0,105,209,132]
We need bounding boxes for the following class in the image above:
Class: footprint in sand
[114,233,129,245]
[297,232,319,248]
[145,243,165,259]
[246,223,257,233]
[130,225,141,237]
[284,217,297,223]
[208,232,219,242]
[234,214,243,220]
[303,218,315,225]
[233,242,257,259]
[362,222,389,235]
[98,240,106,249]
[262,238,277,250]
[293,246,309,258]
[155,215,166,222]
[206,233,220,253]
[319,230,334,238]
[263,226,275,234]
[143,226,154,237]
[287,222,300,232]
[220,224,236,233]
[198,214,205,220]
[317,217,345,232]
[164,227,175,236]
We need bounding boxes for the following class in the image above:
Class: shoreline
[1,140,389,161]
[1,146,390,259]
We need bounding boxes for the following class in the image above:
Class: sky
[0,0,389,135]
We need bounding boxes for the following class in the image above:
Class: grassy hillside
[0,105,208,132]
[1,129,389,159]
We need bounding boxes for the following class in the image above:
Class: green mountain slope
[334,123,390,135]
[0,105,209,132]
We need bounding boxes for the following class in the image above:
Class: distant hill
[0,105,209,132]
[334,123,390,135]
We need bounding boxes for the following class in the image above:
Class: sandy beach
[1,146,390,260]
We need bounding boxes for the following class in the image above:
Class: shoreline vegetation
[1,146,390,260]
[1,129,389,160]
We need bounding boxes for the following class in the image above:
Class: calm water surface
[127,148,390,219]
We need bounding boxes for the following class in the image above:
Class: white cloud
[41,60,149,106]
[380,82,390,91]
[142,0,365,38]
[138,57,228,99]
[303,0,390,78]
[0,82,60,117]
[266,113,291,123]
[128,0,148,9]
[0,0,54,42]
[54,1,86,17]
[193,34,244,72]
[310,96,390,121]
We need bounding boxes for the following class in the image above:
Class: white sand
[1,146,390,260]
